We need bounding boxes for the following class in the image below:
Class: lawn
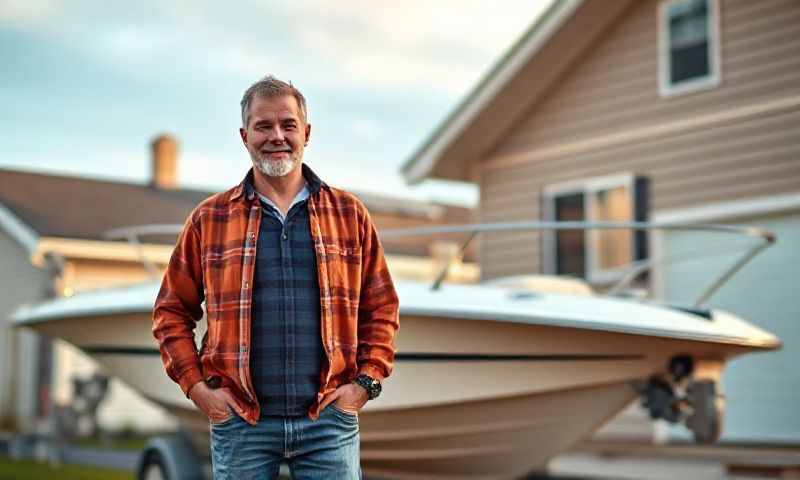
[0,457,132,480]
[73,435,150,451]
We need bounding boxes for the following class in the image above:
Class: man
[153,75,400,479]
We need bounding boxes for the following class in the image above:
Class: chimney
[151,134,179,189]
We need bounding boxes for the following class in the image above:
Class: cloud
[100,25,177,57]
[285,0,551,95]
[178,149,247,189]
[0,0,60,28]
[0,1,552,207]
[348,118,383,142]
[28,1,550,97]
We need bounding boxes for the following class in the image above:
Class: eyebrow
[253,113,301,126]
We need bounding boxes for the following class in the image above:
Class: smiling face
[239,94,311,178]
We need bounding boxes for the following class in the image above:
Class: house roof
[0,169,209,243]
[401,0,635,184]
[0,167,471,255]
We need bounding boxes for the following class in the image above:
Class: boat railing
[104,224,185,279]
[104,221,775,309]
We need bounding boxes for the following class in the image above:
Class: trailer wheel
[139,451,168,480]
[136,435,205,480]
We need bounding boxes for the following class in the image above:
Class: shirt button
[248,232,255,239]
[244,282,249,289]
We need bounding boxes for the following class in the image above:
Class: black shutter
[633,175,650,262]
[539,190,548,275]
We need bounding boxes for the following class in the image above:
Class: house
[0,134,476,434]
[403,0,799,476]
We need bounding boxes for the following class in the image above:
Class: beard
[252,152,299,177]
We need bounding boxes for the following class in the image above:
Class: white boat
[13,221,782,479]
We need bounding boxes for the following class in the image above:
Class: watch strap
[353,374,381,400]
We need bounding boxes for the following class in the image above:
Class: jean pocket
[210,405,237,427]
[330,403,359,422]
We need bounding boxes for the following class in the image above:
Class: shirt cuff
[177,367,204,398]
[357,363,385,383]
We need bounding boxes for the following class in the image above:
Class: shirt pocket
[201,246,245,354]
[323,243,362,289]
[322,242,362,345]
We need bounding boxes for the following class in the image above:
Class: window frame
[658,0,722,98]
[542,173,638,284]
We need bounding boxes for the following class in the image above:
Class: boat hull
[358,382,637,479]
[23,308,760,478]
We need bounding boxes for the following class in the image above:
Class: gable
[402,0,637,183]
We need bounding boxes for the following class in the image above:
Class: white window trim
[542,173,636,285]
[658,0,722,98]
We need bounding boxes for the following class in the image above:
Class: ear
[304,123,312,146]
[239,127,247,146]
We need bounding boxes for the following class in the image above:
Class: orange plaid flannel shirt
[153,166,399,424]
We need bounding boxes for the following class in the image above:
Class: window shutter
[633,175,650,262]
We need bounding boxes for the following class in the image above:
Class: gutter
[400,0,583,184]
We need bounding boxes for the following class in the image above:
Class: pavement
[0,432,139,472]
[58,445,139,471]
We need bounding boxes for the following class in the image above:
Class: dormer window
[658,0,721,97]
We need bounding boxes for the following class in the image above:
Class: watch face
[355,374,380,399]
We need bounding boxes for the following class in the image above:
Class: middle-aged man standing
[153,75,400,479]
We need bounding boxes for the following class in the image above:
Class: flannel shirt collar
[231,163,326,201]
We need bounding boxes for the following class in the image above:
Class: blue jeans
[210,404,361,479]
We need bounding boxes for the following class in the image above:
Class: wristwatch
[353,374,381,400]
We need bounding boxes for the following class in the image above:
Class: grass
[72,435,150,451]
[0,457,132,480]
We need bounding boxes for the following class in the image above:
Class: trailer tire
[136,435,205,480]
[139,451,168,480]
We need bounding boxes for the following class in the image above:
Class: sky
[0,0,554,207]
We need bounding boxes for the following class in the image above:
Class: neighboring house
[404,0,799,475]
[0,134,475,433]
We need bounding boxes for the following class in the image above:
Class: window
[658,0,720,97]
[542,174,649,284]
[554,193,586,278]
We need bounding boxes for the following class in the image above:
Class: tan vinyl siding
[480,107,800,279]
[484,108,800,203]
[478,0,800,279]
[494,0,800,155]
[480,170,545,279]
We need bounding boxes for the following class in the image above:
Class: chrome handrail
[103,224,185,280]
[380,221,775,308]
[104,221,775,309]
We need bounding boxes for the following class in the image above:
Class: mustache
[261,146,292,153]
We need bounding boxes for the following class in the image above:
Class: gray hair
[240,75,308,128]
